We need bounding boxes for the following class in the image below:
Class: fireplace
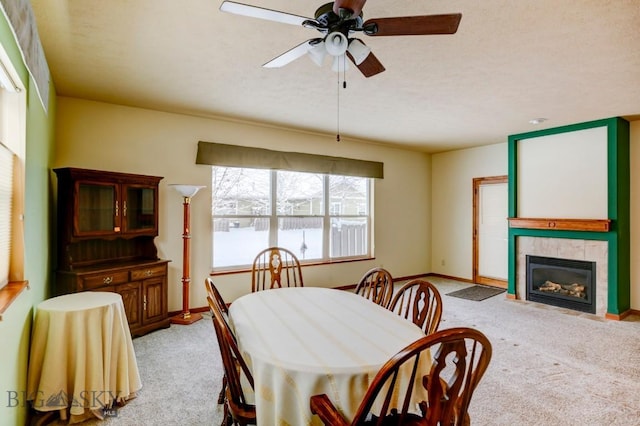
[526,255,596,314]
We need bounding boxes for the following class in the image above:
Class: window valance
[0,0,50,111]
[196,141,384,179]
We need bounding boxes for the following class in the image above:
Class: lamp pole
[169,184,205,325]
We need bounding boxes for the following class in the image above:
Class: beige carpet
[46,277,640,425]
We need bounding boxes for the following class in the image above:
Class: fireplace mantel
[508,218,611,232]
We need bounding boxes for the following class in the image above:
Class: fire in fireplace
[526,255,596,314]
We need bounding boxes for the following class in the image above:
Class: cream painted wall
[517,126,608,219]
[431,143,507,280]
[54,97,432,310]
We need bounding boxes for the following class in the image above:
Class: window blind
[0,142,12,287]
[196,141,384,179]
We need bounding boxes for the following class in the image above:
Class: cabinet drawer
[130,265,166,281]
[81,271,129,290]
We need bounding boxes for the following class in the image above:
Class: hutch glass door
[125,185,157,233]
[77,182,118,235]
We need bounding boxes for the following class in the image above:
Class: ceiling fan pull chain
[336,65,340,142]
[336,55,349,142]
[343,54,347,89]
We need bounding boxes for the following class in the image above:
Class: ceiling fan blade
[346,50,385,78]
[364,14,462,36]
[220,1,312,26]
[333,0,367,17]
[263,40,315,68]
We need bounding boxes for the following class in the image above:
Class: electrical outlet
[441,259,446,266]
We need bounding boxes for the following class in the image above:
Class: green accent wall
[0,10,56,425]
[507,117,630,316]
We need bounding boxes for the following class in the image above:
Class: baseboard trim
[424,273,475,284]
[333,272,433,292]
[168,306,210,317]
[605,309,635,321]
[334,284,356,291]
[396,273,432,282]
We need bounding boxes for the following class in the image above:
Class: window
[0,49,25,294]
[212,167,372,269]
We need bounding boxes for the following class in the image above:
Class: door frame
[473,175,508,288]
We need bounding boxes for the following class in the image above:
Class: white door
[479,183,508,279]
[473,177,508,287]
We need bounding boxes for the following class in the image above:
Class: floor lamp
[169,184,205,325]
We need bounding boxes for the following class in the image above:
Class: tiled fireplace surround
[515,237,608,316]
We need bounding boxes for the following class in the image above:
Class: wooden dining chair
[207,295,256,426]
[205,278,230,404]
[354,267,394,309]
[310,327,492,426]
[389,279,443,336]
[206,277,229,317]
[251,246,304,292]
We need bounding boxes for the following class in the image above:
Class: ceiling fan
[219,0,462,78]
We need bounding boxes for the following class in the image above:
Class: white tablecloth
[27,292,142,423]
[229,287,427,425]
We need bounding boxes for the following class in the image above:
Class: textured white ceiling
[30,0,640,152]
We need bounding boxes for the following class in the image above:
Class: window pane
[329,175,368,215]
[330,218,368,257]
[213,167,270,215]
[277,171,323,215]
[213,218,269,268]
[277,217,322,261]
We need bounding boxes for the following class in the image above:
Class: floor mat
[446,285,506,301]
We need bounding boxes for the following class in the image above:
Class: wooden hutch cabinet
[54,167,171,336]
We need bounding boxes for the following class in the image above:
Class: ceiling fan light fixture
[308,41,326,66]
[325,31,348,56]
[347,39,371,65]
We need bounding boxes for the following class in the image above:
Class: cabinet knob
[145,270,152,276]
[103,276,113,284]
[143,295,147,311]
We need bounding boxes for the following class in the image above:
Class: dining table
[27,291,142,423]
[228,286,428,425]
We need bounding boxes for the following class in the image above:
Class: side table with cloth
[228,287,428,425]
[27,292,142,423]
